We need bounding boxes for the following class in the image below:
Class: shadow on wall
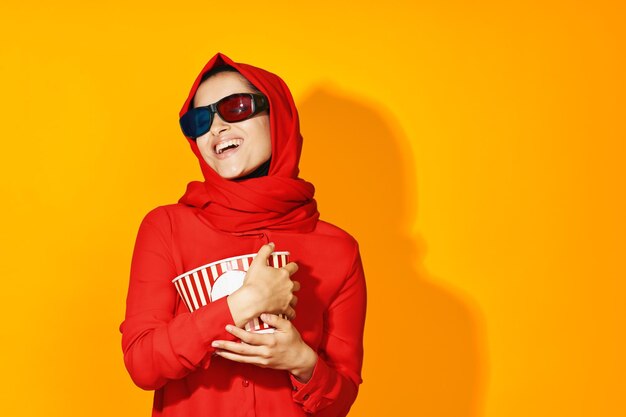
[298,85,488,417]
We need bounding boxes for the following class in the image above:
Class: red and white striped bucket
[172,251,290,333]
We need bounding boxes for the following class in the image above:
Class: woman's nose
[210,113,231,135]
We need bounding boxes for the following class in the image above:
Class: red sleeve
[290,242,367,416]
[119,207,238,390]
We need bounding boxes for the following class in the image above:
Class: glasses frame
[180,93,269,139]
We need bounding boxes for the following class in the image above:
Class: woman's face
[193,72,271,179]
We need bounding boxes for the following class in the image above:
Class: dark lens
[217,95,254,122]
[180,108,212,138]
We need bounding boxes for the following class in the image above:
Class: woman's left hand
[212,314,318,383]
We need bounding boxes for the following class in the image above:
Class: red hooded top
[120,53,366,417]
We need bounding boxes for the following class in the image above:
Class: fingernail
[260,313,268,321]
[225,325,232,332]
[269,242,275,247]
[212,341,219,348]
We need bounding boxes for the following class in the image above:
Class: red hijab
[178,53,319,233]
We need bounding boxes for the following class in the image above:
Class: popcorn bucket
[172,251,290,333]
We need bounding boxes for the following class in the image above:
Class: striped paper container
[172,251,290,333]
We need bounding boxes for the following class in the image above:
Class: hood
[178,53,319,233]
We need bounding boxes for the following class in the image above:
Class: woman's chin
[215,166,249,180]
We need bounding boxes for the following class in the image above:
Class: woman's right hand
[227,243,300,328]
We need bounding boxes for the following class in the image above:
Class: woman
[120,53,367,417]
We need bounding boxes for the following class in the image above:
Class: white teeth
[215,139,243,154]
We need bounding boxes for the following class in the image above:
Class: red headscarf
[178,53,319,233]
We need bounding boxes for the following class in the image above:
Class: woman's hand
[227,243,300,327]
[212,314,318,383]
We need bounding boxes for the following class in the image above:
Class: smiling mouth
[215,139,243,154]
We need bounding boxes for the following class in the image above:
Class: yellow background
[1,1,624,416]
